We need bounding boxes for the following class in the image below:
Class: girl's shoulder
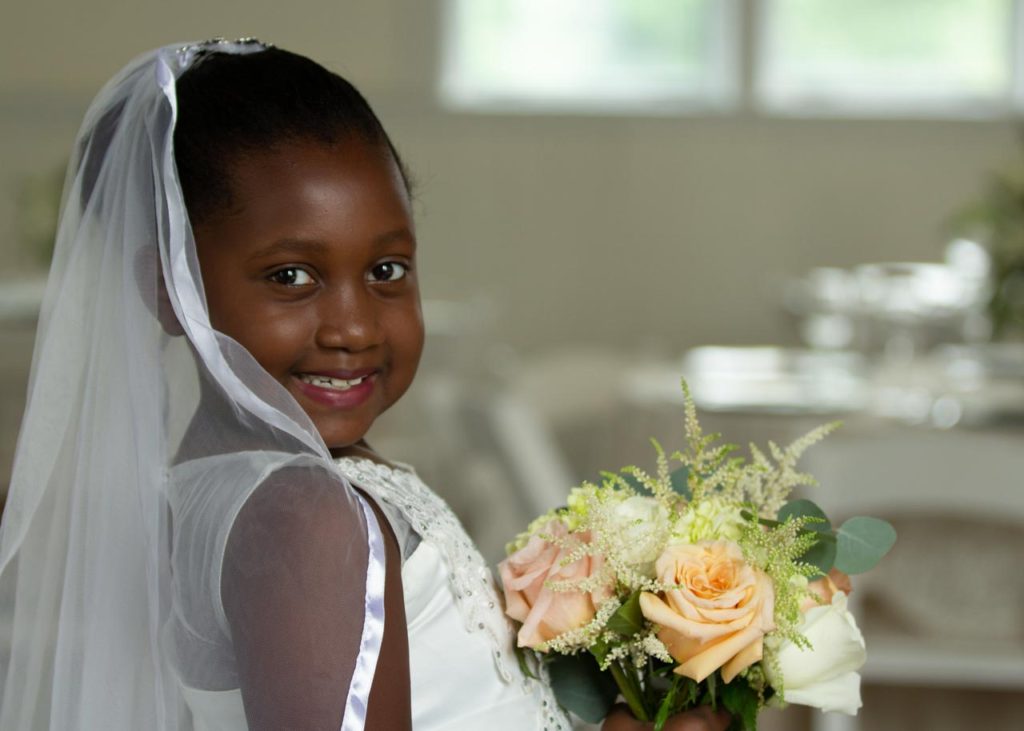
[168,449,371,556]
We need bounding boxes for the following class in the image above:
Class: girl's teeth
[300,374,368,391]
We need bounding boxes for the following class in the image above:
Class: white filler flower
[610,496,670,569]
[766,591,867,716]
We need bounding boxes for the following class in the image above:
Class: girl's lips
[292,371,377,409]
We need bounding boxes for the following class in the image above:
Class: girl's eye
[268,267,314,287]
[369,261,408,283]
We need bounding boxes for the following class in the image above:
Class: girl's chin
[316,423,373,453]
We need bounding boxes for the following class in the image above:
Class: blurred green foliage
[952,136,1024,339]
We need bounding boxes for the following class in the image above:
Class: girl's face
[194,139,423,452]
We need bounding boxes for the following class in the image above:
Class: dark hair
[173,47,411,225]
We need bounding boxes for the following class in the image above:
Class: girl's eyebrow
[374,227,416,249]
[246,238,329,262]
[246,228,416,262]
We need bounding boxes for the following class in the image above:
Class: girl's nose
[314,287,384,352]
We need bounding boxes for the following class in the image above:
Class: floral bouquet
[498,383,896,730]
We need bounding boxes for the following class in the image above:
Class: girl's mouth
[293,371,378,408]
[297,373,371,391]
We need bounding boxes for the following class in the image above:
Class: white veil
[0,40,386,730]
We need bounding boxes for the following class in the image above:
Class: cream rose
[766,591,866,715]
[498,519,612,649]
[639,540,774,683]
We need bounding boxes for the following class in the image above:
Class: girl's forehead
[230,139,406,204]
[194,139,414,254]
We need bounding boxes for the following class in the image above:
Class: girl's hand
[601,704,731,731]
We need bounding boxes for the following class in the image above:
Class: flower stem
[609,659,650,722]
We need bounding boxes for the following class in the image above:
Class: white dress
[170,454,570,731]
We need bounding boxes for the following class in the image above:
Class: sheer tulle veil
[0,40,386,730]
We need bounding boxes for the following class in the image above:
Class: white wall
[0,0,1016,353]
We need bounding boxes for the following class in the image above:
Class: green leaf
[779,499,836,574]
[513,644,538,680]
[669,466,692,499]
[679,676,699,707]
[621,472,647,494]
[721,678,760,730]
[778,499,831,532]
[834,516,897,574]
[801,534,837,576]
[653,676,681,731]
[722,682,758,730]
[607,591,645,637]
[547,653,618,723]
[705,672,718,710]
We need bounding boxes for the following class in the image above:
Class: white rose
[766,591,866,716]
[610,496,669,569]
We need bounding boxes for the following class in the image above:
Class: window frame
[439,0,1024,121]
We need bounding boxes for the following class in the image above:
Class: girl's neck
[330,440,394,468]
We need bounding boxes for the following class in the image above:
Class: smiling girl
[0,40,727,731]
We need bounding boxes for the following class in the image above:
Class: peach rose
[498,519,612,649]
[639,540,775,683]
[800,568,852,612]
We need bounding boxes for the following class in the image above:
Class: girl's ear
[134,244,185,336]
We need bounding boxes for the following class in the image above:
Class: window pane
[758,0,1014,114]
[441,0,737,111]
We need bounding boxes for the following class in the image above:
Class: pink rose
[639,540,775,683]
[498,520,612,649]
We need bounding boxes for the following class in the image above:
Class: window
[757,0,1015,116]
[439,0,738,113]
[441,0,1023,118]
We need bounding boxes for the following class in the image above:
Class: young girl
[0,39,728,731]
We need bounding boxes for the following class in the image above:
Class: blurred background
[2,1,1023,729]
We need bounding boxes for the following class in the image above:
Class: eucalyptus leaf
[779,499,835,574]
[778,499,831,532]
[607,591,645,637]
[801,535,837,576]
[669,466,692,498]
[834,516,897,574]
[621,473,646,493]
[547,653,618,723]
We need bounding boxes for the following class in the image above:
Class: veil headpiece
[0,40,386,730]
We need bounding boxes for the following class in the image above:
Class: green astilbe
[671,381,838,519]
[671,383,743,504]
[739,515,821,648]
[737,421,839,519]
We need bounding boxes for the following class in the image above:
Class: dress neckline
[333,454,417,477]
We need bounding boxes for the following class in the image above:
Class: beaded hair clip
[176,37,273,68]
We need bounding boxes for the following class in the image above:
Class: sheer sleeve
[222,462,409,730]
[167,452,408,730]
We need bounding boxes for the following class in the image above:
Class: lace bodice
[335,457,571,730]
